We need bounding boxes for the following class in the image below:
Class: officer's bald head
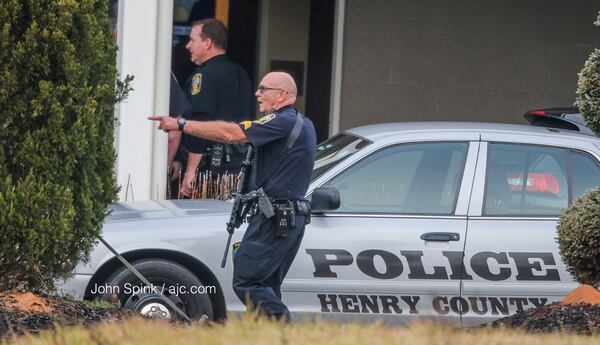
[264,72,298,106]
[267,72,297,99]
[256,72,298,113]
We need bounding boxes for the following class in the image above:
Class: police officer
[179,18,252,197]
[149,72,317,321]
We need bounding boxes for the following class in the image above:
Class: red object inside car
[507,172,560,195]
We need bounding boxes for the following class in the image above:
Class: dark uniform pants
[232,213,306,320]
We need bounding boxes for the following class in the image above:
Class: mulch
[484,284,600,335]
[0,292,133,338]
[485,302,600,335]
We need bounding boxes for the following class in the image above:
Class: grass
[3,314,600,345]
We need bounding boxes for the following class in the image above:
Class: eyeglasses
[257,85,285,93]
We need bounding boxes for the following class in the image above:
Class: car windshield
[311,133,371,181]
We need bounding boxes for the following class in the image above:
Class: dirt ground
[0,291,132,338]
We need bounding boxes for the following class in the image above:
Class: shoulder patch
[191,73,202,95]
[255,113,276,125]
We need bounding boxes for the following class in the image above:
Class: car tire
[98,259,213,320]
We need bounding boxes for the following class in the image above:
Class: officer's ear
[204,37,213,49]
[279,89,289,102]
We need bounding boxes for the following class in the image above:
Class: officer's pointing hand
[148,115,178,132]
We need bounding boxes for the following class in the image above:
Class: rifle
[221,145,254,268]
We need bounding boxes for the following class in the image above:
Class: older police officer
[150,72,317,320]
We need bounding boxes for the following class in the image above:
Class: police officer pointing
[149,72,317,320]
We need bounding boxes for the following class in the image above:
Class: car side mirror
[310,186,340,214]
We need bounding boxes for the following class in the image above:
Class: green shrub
[560,11,600,287]
[0,0,128,290]
[557,188,600,286]
[576,12,600,134]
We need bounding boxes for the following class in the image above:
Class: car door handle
[420,232,460,242]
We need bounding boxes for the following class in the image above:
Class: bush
[561,11,600,287]
[576,12,600,134]
[0,0,128,290]
[557,188,600,286]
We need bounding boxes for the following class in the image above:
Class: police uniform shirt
[185,54,252,154]
[239,105,317,200]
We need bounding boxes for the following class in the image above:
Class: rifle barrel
[221,145,254,268]
[220,232,233,268]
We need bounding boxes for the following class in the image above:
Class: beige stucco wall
[258,0,310,112]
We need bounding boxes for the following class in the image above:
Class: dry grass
[4,314,600,345]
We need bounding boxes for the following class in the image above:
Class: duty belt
[270,199,311,215]
[249,198,311,223]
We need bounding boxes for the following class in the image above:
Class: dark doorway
[305,0,335,142]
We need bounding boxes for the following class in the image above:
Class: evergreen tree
[0,0,128,290]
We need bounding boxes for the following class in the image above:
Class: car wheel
[98,259,213,320]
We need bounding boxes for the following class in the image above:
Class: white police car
[57,122,600,326]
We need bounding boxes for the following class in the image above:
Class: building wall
[258,0,310,112]
[341,0,600,130]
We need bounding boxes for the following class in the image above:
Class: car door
[462,136,600,326]
[283,138,480,324]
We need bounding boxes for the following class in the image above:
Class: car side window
[324,142,468,215]
[570,151,600,200]
[484,143,570,216]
